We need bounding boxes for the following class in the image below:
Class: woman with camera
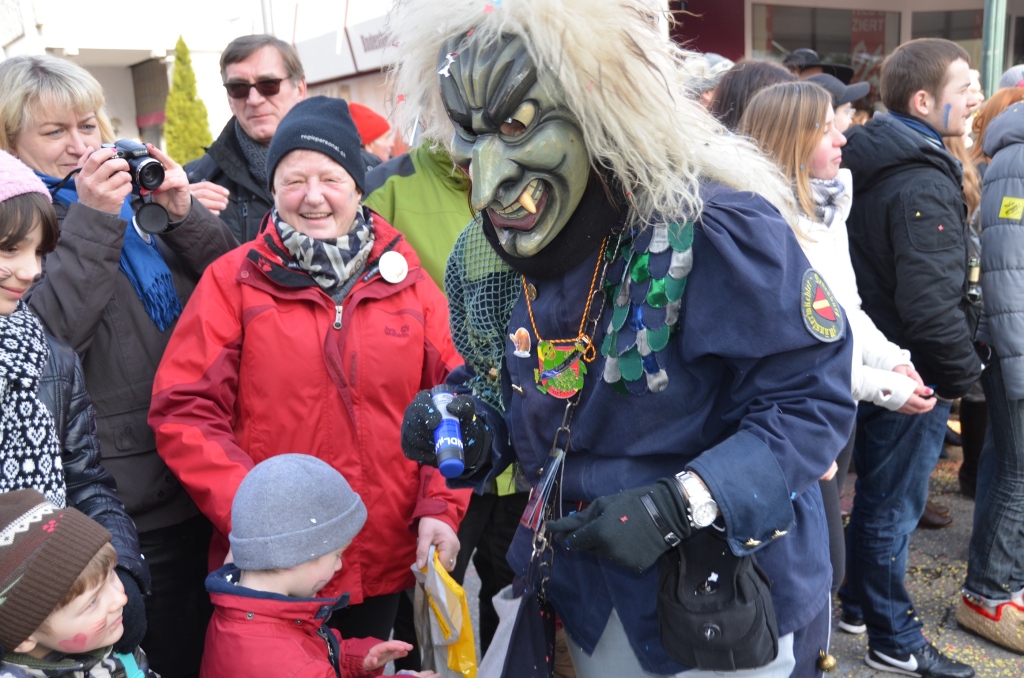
[0,54,238,678]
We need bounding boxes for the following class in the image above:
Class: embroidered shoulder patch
[999,197,1024,221]
[801,269,844,343]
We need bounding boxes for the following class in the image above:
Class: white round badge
[379,250,409,284]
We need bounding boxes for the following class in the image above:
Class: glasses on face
[223,78,285,100]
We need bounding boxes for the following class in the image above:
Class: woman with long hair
[740,81,935,604]
[0,54,237,677]
[957,91,1024,652]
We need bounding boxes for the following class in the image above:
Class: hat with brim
[783,48,855,85]
[806,74,870,107]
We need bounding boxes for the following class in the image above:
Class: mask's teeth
[518,186,537,214]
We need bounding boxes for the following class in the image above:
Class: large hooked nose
[469,135,521,211]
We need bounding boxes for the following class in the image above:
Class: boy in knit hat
[200,455,440,678]
[0,489,156,678]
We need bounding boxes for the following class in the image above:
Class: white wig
[385,0,795,226]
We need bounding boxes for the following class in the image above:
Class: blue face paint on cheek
[943,103,952,129]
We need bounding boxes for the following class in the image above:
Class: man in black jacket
[186,35,306,243]
[838,38,981,678]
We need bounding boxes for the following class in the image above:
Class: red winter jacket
[150,212,469,602]
[201,565,382,678]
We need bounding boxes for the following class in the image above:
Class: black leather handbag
[657,530,779,671]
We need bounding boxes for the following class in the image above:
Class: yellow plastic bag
[411,546,477,678]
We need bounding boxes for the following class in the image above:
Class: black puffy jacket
[844,113,982,399]
[185,119,272,244]
[38,334,151,593]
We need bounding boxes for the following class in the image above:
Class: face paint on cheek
[943,103,951,129]
[58,633,89,652]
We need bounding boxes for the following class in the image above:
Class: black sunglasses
[223,78,285,100]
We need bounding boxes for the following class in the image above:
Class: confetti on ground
[830,444,1024,676]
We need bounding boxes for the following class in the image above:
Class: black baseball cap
[783,48,855,85]
[805,73,870,107]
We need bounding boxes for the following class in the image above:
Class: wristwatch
[675,471,719,529]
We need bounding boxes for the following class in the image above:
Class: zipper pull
[333,305,343,330]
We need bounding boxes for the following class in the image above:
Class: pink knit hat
[0,150,51,204]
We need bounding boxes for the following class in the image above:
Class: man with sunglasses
[186,35,306,243]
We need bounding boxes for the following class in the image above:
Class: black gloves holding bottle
[401,389,492,475]
[547,479,694,572]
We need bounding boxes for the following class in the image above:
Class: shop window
[752,5,900,110]
[911,10,984,68]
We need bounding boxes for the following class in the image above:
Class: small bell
[817,649,837,672]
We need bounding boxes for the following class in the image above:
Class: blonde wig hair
[385,0,795,227]
[0,54,115,154]
[740,81,832,221]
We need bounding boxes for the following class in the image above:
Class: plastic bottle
[430,385,465,478]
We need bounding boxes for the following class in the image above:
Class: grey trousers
[565,609,797,678]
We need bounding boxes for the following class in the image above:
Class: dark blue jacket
[472,188,855,674]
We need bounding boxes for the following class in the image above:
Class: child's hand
[395,672,441,677]
[363,640,413,671]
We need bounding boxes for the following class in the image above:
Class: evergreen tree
[165,36,213,164]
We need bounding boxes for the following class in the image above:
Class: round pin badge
[379,251,409,283]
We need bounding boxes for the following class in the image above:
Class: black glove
[113,568,147,654]
[547,479,692,573]
[400,389,492,472]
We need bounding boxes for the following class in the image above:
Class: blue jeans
[838,400,952,655]
[964,355,1024,601]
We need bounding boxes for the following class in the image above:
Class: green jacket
[364,143,471,290]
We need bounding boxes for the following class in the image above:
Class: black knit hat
[0,489,112,654]
[266,96,366,195]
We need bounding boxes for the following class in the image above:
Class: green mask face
[438,34,590,258]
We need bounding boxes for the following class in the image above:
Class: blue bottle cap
[438,457,465,478]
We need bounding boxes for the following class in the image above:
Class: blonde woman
[740,81,935,603]
[0,54,237,677]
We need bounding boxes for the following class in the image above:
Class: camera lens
[134,158,165,191]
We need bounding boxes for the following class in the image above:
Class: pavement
[829,442,1024,677]
[397,441,1024,677]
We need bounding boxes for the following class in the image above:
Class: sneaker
[838,611,866,634]
[865,643,974,678]
[956,595,1024,653]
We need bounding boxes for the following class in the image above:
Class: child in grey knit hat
[200,455,440,678]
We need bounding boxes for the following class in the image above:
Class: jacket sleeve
[25,202,126,353]
[148,260,249,536]
[62,348,151,592]
[890,183,982,398]
[340,636,384,678]
[682,192,857,556]
[411,271,472,531]
[979,149,1024,399]
[160,198,240,275]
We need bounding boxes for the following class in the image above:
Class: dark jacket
[185,119,272,243]
[977,104,1024,398]
[467,187,856,675]
[844,113,982,399]
[38,334,149,592]
[26,199,239,532]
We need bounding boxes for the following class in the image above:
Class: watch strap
[640,492,682,547]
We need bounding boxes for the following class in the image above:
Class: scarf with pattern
[0,302,65,508]
[808,176,845,227]
[235,120,269,189]
[273,207,375,301]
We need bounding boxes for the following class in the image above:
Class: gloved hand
[401,389,492,472]
[113,568,148,654]
[547,479,692,573]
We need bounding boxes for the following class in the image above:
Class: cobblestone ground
[830,445,1024,677]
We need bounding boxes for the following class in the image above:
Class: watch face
[692,503,717,528]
